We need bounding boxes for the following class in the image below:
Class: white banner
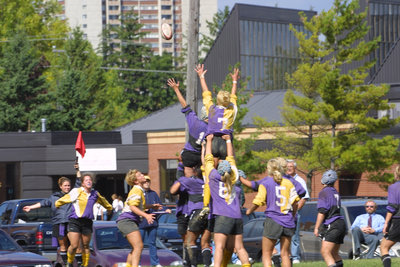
[76,148,117,171]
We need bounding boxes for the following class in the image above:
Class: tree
[255,0,400,190]
[100,12,182,113]
[46,28,104,131]
[0,31,49,131]
[199,6,230,60]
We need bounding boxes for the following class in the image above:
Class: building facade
[60,0,217,56]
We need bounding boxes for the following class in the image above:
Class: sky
[218,0,335,13]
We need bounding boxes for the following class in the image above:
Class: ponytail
[221,172,233,196]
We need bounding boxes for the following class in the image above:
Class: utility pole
[185,0,200,140]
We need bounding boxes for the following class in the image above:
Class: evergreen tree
[255,0,400,189]
[0,31,49,131]
[47,28,103,131]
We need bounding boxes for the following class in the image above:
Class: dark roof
[117,90,287,144]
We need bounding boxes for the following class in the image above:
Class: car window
[346,204,387,225]
[243,219,263,238]
[0,203,9,224]
[96,227,131,250]
[299,203,317,232]
[17,202,53,223]
[0,230,20,251]
[158,213,177,224]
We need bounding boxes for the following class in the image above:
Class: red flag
[75,131,86,158]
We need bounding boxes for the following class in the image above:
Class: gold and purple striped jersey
[55,187,112,220]
[202,91,237,136]
[116,185,146,223]
[253,177,299,228]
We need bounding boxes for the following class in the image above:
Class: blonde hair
[395,165,400,181]
[58,177,71,187]
[221,172,233,196]
[125,169,139,186]
[267,159,283,183]
[275,157,288,174]
[216,91,230,107]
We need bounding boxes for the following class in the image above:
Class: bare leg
[321,240,337,266]
[279,236,291,267]
[214,233,228,267]
[262,236,276,267]
[126,230,144,266]
[232,234,250,265]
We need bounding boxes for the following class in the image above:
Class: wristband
[200,75,205,79]
[226,140,231,143]
[233,81,237,84]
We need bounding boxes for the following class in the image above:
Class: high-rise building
[61,0,217,57]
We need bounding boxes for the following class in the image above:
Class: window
[161,5,171,10]
[299,203,317,232]
[162,43,172,48]
[82,14,87,19]
[161,14,171,20]
[109,5,119,10]
[82,24,87,28]
[109,15,119,20]
[378,101,400,119]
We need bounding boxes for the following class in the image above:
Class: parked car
[242,198,400,262]
[0,228,52,266]
[54,221,182,267]
[0,198,56,261]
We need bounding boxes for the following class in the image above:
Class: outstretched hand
[195,64,207,78]
[167,78,179,89]
[221,134,231,141]
[230,68,240,81]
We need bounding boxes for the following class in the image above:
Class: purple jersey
[284,174,306,198]
[174,179,189,216]
[317,186,344,225]
[387,181,400,218]
[202,91,237,136]
[181,106,207,153]
[253,177,299,228]
[209,169,242,219]
[178,176,204,214]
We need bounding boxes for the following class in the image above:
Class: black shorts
[211,136,227,160]
[52,223,68,238]
[177,213,190,236]
[263,217,295,239]
[213,215,243,235]
[207,217,215,232]
[385,218,400,242]
[68,218,93,235]
[319,219,346,244]
[181,149,201,167]
[188,209,208,233]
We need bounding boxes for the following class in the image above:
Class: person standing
[351,200,385,259]
[380,165,400,267]
[286,160,309,264]
[56,172,113,267]
[314,170,346,267]
[139,175,171,267]
[111,193,124,219]
[117,169,159,267]
[246,158,299,267]
[23,177,72,266]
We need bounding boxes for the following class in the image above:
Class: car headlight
[112,263,127,267]
[169,260,183,266]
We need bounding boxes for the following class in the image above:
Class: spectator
[111,193,124,220]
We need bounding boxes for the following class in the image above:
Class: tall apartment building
[61,0,217,57]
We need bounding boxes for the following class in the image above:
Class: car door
[298,203,322,261]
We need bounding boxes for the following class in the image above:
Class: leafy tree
[100,12,182,113]
[0,31,49,131]
[254,0,400,191]
[46,28,103,131]
[199,6,230,61]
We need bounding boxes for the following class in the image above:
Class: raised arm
[195,64,210,92]
[221,134,233,157]
[23,202,41,212]
[230,68,239,96]
[167,78,187,108]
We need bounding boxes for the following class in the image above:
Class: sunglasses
[365,205,375,208]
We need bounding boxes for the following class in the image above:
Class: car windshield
[347,204,387,225]
[95,227,131,250]
[0,231,21,251]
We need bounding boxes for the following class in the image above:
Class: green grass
[227,257,400,266]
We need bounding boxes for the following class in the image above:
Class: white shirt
[93,203,106,220]
[293,173,310,199]
[112,199,123,212]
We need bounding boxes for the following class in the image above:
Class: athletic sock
[60,251,68,265]
[221,249,233,267]
[335,260,343,267]
[202,247,212,266]
[67,251,76,264]
[82,252,90,267]
[382,254,391,267]
[75,253,82,266]
[242,264,251,267]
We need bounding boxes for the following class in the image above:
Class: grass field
[232,257,400,266]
